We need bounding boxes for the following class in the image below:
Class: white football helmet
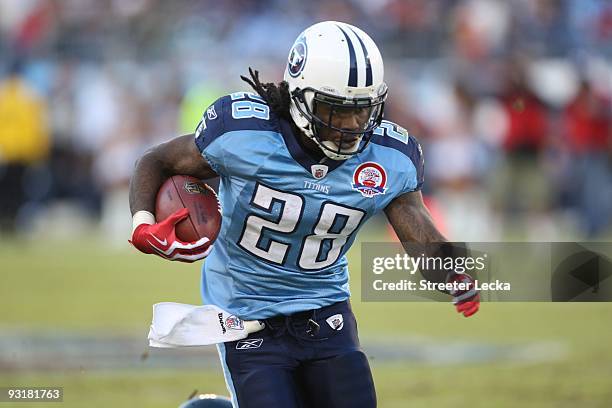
[284,21,388,160]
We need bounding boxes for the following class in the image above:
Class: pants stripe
[217,343,239,407]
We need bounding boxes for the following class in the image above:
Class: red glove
[448,273,480,317]
[129,208,212,263]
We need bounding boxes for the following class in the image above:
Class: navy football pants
[217,301,376,407]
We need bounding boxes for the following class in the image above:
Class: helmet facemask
[291,86,387,160]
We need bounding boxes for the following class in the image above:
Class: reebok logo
[236,338,263,350]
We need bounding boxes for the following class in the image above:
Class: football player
[130,21,479,407]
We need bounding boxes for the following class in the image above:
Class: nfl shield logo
[326,314,344,331]
[225,315,244,330]
[183,181,207,195]
[311,164,328,180]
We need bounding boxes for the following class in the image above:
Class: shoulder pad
[194,92,278,152]
[371,120,424,189]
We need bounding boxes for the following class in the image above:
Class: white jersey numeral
[238,184,303,265]
[299,202,364,269]
[238,184,365,269]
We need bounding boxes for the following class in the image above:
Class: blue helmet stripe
[336,24,358,87]
[348,27,372,86]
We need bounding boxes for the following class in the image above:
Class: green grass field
[2,233,612,407]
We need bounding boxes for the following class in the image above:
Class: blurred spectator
[0,61,50,231]
[46,59,101,216]
[427,82,494,240]
[561,80,612,236]
[490,58,552,236]
[512,0,571,57]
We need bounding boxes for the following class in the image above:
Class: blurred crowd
[0,0,610,242]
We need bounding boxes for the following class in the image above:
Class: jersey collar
[278,119,346,174]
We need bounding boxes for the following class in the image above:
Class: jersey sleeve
[194,96,229,175]
[370,120,425,195]
[194,92,278,177]
[403,135,424,193]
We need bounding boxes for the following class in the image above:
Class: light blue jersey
[194,92,424,319]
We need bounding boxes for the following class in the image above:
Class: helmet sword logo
[287,36,307,78]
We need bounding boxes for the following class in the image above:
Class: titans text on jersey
[194,91,424,320]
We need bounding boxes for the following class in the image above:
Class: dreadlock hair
[240,67,292,121]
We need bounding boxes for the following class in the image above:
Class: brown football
[155,175,221,243]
